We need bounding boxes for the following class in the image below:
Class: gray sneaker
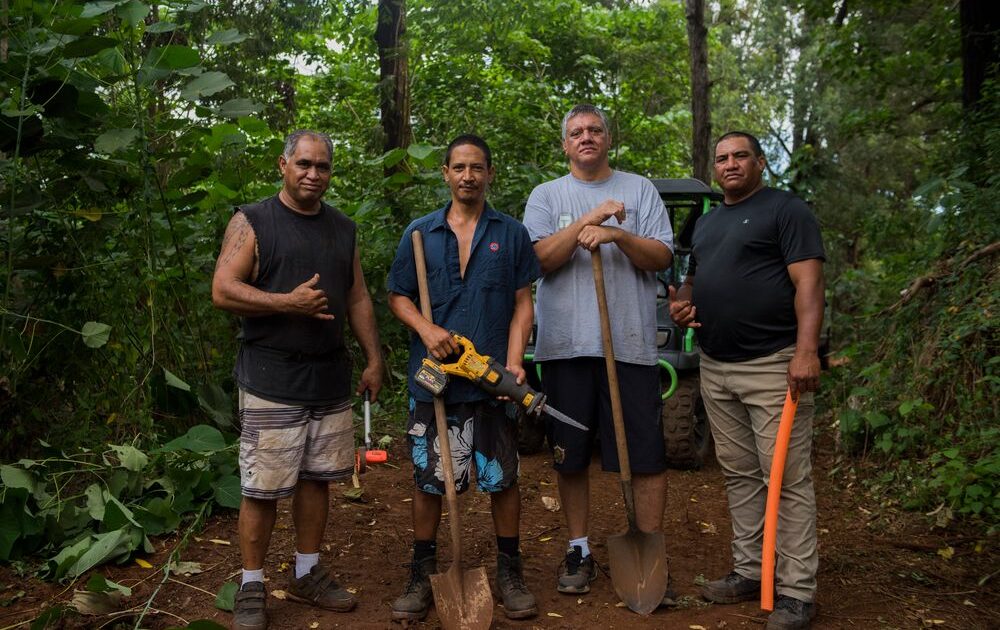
[391,556,437,621]
[700,571,761,604]
[287,564,356,612]
[557,546,597,594]
[496,553,538,619]
[233,581,267,630]
[766,595,816,630]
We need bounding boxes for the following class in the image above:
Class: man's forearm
[506,288,534,366]
[612,230,672,271]
[792,268,824,353]
[212,279,288,317]
[533,220,587,274]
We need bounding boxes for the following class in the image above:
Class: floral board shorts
[407,398,519,495]
[238,389,355,500]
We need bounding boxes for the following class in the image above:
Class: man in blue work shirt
[386,134,541,621]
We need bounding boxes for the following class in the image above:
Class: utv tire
[663,375,713,469]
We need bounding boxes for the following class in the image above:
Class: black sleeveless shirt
[233,195,356,405]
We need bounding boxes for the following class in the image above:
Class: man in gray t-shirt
[522,104,674,598]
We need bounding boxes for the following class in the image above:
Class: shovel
[412,230,493,630]
[760,389,799,611]
[592,248,668,615]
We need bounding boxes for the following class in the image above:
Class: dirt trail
[2,432,998,629]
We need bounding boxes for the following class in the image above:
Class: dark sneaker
[287,564,356,612]
[557,546,597,594]
[658,576,679,608]
[701,571,761,604]
[496,553,538,619]
[233,581,267,630]
[766,595,816,630]
[391,556,437,621]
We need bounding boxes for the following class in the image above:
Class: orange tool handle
[761,389,799,612]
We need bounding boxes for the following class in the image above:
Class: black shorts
[541,358,666,474]
[407,398,519,495]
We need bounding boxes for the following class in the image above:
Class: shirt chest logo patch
[743,218,750,224]
[489,241,500,252]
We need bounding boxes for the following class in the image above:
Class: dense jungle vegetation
[0,0,997,578]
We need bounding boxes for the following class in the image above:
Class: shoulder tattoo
[216,211,255,269]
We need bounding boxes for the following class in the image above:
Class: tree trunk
[686,0,711,185]
[375,0,410,166]
[960,0,1000,110]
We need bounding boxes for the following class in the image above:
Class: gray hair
[561,104,610,140]
[283,130,333,160]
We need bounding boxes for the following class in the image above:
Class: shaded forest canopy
[1,0,997,537]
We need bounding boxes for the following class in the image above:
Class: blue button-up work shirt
[387,203,541,403]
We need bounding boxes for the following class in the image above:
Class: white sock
[569,536,590,558]
[241,568,264,586]
[295,552,320,579]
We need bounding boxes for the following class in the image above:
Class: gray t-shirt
[523,171,673,365]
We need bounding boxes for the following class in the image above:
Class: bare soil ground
[1,429,998,629]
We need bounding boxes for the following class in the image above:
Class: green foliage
[0,425,237,580]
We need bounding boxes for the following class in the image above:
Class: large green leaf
[0,465,35,492]
[94,128,139,154]
[214,582,238,611]
[197,382,232,428]
[149,45,200,69]
[217,98,262,118]
[116,0,148,27]
[0,496,26,560]
[407,143,436,161]
[180,72,234,101]
[85,484,106,521]
[163,368,191,392]
[158,425,226,453]
[206,29,249,46]
[62,36,118,58]
[103,496,142,531]
[64,528,136,579]
[213,475,241,509]
[110,445,148,472]
[146,21,176,33]
[80,321,112,347]
[80,0,126,18]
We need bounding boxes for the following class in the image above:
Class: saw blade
[541,404,589,432]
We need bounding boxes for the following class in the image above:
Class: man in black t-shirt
[212,130,383,630]
[669,132,824,630]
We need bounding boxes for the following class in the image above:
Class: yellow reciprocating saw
[415,333,588,432]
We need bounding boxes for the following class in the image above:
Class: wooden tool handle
[591,249,637,528]
[761,389,799,611]
[413,231,464,569]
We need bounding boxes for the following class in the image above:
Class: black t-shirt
[234,195,357,405]
[689,187,824,362]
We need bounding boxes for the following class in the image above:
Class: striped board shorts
[237,389,355,500]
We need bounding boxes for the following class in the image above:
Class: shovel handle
[591,249,637,529]
[761,389,799,611]
[413,231,464,571]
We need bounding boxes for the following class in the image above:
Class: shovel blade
[607,529,668,615]
[430,564,493,630]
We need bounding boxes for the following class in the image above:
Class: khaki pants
[700,345,818,602]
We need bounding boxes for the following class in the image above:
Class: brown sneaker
[233,581,267,630]
[701,571,761,604]
[287,564,356,612]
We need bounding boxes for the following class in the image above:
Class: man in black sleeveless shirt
[670,132,824,630]
[212,130,383,630]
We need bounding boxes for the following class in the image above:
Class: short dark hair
[561,104,610,140]
[715,131,764,158]
[444,134,492,168]
[283,130,333,161]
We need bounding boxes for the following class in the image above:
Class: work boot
[557,546,597,594]
[391,556,437,621]
[287,564,356,612]
[700,570,761,604]
[766,595,816,630]
[232,581,267,630]
[496,552,538,619]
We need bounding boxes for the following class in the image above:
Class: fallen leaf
[547,612,563,617]
[346,587,358,594]
[168,560,203,576]
[541,496,560,512]
[615,601,627,607]
[539,536,552,542]
[342,486,364,501]
[210,539,232,546]
[135,558,153,569]
[690,625,708,630]
[577,598,583,605]
[278,562,289,573]
[271,589,288,600]
[698,520,717,535]
[689,497,698,503]
[402,498,412,502]
[937,546,955,560]
[71,590,123,615]
[310,623,319,629]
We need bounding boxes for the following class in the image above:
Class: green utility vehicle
[519,178,721,469]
